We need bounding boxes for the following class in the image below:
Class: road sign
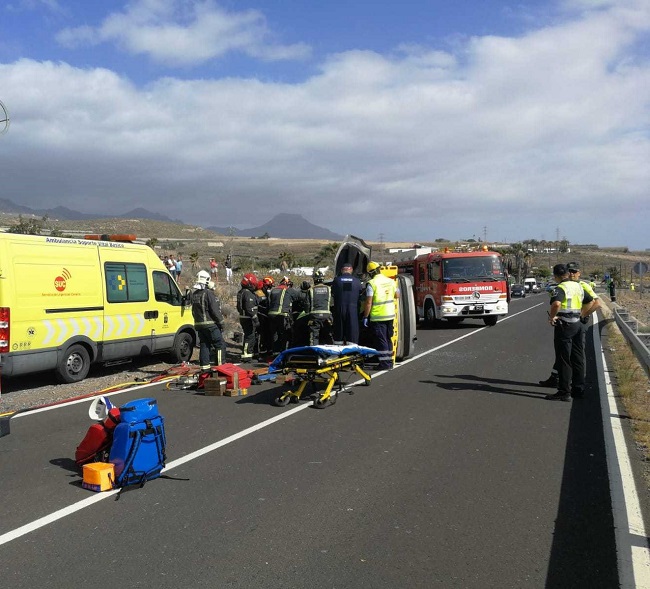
[633,262,648,275]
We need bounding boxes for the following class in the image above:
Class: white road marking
[594,314,650,588]
[0,302,563,549]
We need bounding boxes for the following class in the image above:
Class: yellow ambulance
[0,233,196,383]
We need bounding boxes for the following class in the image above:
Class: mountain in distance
[0,198,181,223]
[0,199,342,239]
[206,213,344,240]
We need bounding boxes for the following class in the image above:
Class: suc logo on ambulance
[54,268,71,292]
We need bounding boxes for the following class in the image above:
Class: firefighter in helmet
[308,270,333,345]
[191,270,227,370]
[237,273,260,361]
[291,280,312,347]
[267,276,302,354]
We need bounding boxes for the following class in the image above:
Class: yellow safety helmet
[367,261,381,273]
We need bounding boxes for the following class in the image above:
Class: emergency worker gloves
[580,316,589,324]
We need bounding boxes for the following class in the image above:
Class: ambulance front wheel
[55,344,91,383]
[169,332,194,363]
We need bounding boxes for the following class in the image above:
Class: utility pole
[483,226,487,243]
[378,233,385,264]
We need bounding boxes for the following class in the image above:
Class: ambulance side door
[150,270,184,352]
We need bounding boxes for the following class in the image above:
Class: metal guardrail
[614,306,650,375]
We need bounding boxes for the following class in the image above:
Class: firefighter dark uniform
[267,281,302,354]
[255,279,270,357]
[191,271,227,369]
[332,264,362,344]
[308,274,333,346]
[237,274,259,361]
[291,281,312,347]
[546,264,594,401]
[363,262,398,370]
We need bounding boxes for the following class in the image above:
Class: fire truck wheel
[55,344,91,383]
[424,302,437,326]
[483,316,498,326]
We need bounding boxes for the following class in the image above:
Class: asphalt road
[0,295,622,588]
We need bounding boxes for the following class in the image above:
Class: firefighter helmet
[313,270,324,283]
[241,273,257,288]
[196,270,211,286]
[263,276,275,288]
[367,261,381,274]
[300,280,311,291]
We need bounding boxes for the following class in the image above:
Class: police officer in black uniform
[545,264,594,401]
[332,263,362,344]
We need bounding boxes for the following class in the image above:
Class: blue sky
[0,0,649,249]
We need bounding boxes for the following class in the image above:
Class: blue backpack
[109,398,166,489]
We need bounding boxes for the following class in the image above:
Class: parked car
[511,284,526,298]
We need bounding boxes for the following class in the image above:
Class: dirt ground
[610,289,650,328]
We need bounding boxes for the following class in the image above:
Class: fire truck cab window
[419,264,425,283]
[428,261,440,281]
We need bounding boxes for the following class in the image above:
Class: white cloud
[56,0,311,65]
[2,1,650,248]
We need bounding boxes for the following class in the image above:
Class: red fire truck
[395,247,509,326]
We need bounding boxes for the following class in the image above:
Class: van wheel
[483,316,498,326]
[170,332,193,363]
[55,345,91,383]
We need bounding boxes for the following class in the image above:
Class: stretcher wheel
[364,378,371,386]
[314,392,337,409]
[289,395,300,404]
[273,393,291,407]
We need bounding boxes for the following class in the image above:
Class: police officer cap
[553,263,568,276]
[300,280,311,291]
[566,262,580,272]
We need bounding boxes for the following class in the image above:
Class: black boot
[545,391,571,402]
[539,374,558,387]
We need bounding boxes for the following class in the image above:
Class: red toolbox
[215,364,252,389]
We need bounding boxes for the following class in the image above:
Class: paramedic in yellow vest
[362,261,399,370]
[545,264,594,402]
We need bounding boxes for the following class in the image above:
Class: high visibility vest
[368,274,397,321]
[557,280,584,323]
[310,284,332,316]
[579,280,598,300]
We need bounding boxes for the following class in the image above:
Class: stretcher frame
[272,351,371,408]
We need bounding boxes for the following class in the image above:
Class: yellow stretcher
[270,346,375,408]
